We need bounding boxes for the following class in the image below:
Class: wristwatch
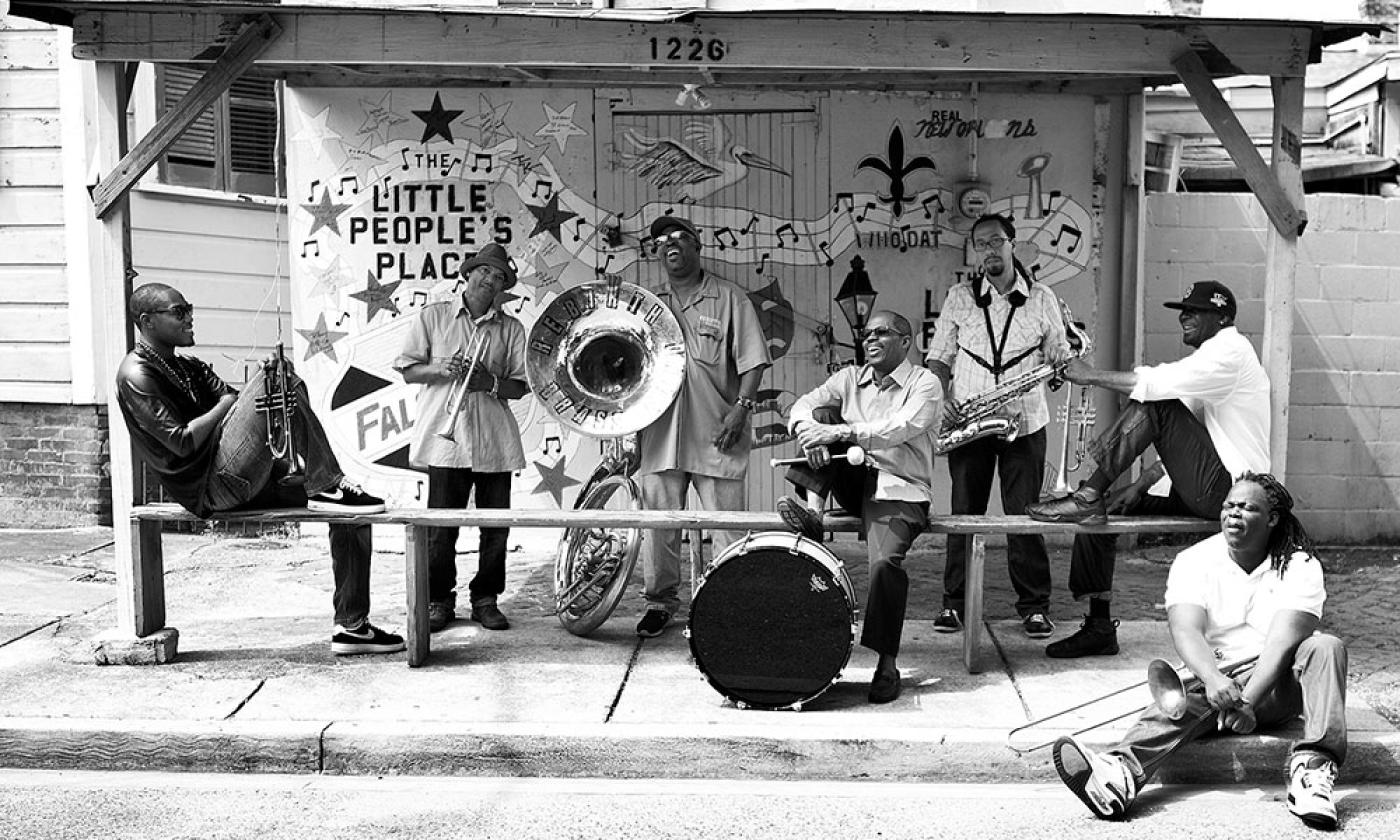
[735,396,756,411]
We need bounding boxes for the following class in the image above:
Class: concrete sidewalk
[1,525,1398,784]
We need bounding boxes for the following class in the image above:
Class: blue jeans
[195,372,373,629]
[1111,634,1349,783]
[945,427,1052,617]
[426,466,512,606]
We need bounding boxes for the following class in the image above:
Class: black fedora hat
[461,243,519,289]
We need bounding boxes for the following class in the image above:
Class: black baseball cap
[649,215,699,240]
[1164,280,1236,319]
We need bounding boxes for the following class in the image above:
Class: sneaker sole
[777,502,824,542]
[331,642,406,655]
[1027,511,1108,526]
[1287,803,1337,831]
[1052,737,1124,820]
[1046,643,1119,658]
[309,501,387,514]
[1024,628,1055,639]
[933,624,962,634]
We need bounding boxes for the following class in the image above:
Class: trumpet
[769,445,866,468]
[1050,383,1096,495]
[1005,655,1258,755]
[254,342,305,486]
[438,332,488,444]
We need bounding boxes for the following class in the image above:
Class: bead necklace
[136,339,198,403]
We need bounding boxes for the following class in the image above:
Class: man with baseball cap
[1026,280,1270,658]
[634,212,771,639]
[395,242,530,633]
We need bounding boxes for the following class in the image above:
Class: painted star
[307,254,355,300]
[525,192,578,241]
[507,134,551,184]
[301,188,352,237]
[525,253,567,290]
[357,91,409,147]
[534,102,587,153]
[349,271,402,322]
[290,105,341,160]
[531,456,580,507]
[460,93,513,148]
[296,312,349,363]
[412,92,464,144]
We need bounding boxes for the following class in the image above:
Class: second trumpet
[438,333,488,443]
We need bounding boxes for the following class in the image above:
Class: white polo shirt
[1163,532,1325,665]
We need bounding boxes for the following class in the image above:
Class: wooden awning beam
[88,13,281,219]
[1172,48,1308,237]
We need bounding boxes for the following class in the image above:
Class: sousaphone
[526,277,686,635]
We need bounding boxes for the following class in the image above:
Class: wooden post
[962,533,986,674]
[405,524,431,667]
[1263,75,1304,482]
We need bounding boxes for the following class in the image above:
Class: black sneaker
[777,495,825,542]
[1022,613,1055,639]
[1046,616,1120,658]
[331,623,405,655]
[933,608,962,633]
[309,479,386,514]
[636,608,671,638]
[428,600,455,633]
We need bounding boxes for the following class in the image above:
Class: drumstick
[769,445,865,468]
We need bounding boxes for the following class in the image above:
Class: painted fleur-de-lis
[856,125,937,219]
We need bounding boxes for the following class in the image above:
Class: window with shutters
[156,65,281,196]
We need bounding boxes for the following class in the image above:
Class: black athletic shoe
[777,495,825,542]
[933,608,963,633]
[1046,616,1120,658]
[635,608,671,638]
[330,623,405,655]
[309,479,386,514]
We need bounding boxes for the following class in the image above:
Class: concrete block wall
[0,402,111,527]
[1145,193,1400,543]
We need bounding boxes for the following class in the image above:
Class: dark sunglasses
[148,303,195,319]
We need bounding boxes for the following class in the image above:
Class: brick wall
[0,402,110,527]
[1145,194,1400,543]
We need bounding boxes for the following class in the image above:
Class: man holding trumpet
[1053,473,1347,830]
[396,243,529,633]
[776,310,941,703]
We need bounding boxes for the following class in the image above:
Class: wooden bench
[128,505,1217,671]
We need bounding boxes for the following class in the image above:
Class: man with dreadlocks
[1051,473,1347,830]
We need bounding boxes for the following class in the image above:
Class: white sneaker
[1053,735,1138,819]
[1287,753,1338,830]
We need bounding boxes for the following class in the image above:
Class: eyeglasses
[971,235,1009,252]
[862,326,909,341]
[148,304,195,319]
[472,266,508,285]
[653,229,696,246]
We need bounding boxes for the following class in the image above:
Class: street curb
[4,718,1399,783]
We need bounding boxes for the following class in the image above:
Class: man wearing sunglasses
[633,215,771,639]
[776,311,940,703]
[116,283,403,657]
[925,212,1070,642]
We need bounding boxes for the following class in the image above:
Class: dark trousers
[786,463,928,658]
[426,466,512,605]
[1112,634,1349,784]
[1067,399,1234,599]
[944,427,1051,617]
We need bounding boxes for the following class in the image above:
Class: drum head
[688,540,854,710]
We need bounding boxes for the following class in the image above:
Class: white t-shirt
[1163,532,1325,664]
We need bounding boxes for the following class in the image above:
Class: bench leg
[962,533,985,674]
[404,524,431,667]
[94,516,177,665]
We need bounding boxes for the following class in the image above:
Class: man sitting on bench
[115,283,403,657]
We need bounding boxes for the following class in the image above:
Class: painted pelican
[620,117,789,202]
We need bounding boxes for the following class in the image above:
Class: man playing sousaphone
[395,243,529,633]
[775,311,941,703]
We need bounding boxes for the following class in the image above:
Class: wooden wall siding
[129,192,290,386]
[0,20,70,394]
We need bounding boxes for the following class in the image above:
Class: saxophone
[935,300,1092,455]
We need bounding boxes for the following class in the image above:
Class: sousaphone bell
[526,277,687,635]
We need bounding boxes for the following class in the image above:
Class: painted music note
[714,227,738,250]
[415,481,424,501]
[1049,223,1082,254]
[898,224,912,253]
[410,290,429,307]
[595,253,615,274]
[533,180,554,199]
[542,435,562,456]
[335,311,350,326]
[572,219,592,243]
[306,179,322,202]
[471,153,493,173]
[337,175,359,197]
[301,240,320,258]
[855,201,876,223]
[921,193,945,220]
[817,240,835,267]
[754,252,770,275]
[1042,189,1062,215]
[399,148,412,170]
[739,214,761,235]
[440,157,462,177]
[774,223,798,247]
[833,192,855,214]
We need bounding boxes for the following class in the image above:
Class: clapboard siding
[0,303,70,340]
[0,69,60,109]
[0,148,62,186]
[0,265,67,303]
[0,187,65,223]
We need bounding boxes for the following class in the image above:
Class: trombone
[1005,655,1258,755]
[438,332,488,444]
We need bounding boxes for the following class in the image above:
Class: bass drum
[686,532,856,711]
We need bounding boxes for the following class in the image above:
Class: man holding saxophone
[116,283,400,656]
[925,213,1069,640]
[396,243,529,633]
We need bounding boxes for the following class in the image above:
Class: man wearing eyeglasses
[633,214,771,639]
[395,243,530,634]
[115,283,403,656]
[925,213,1070,642]
[776,310,940,703]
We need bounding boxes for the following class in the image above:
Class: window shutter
[161,65,218,168]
